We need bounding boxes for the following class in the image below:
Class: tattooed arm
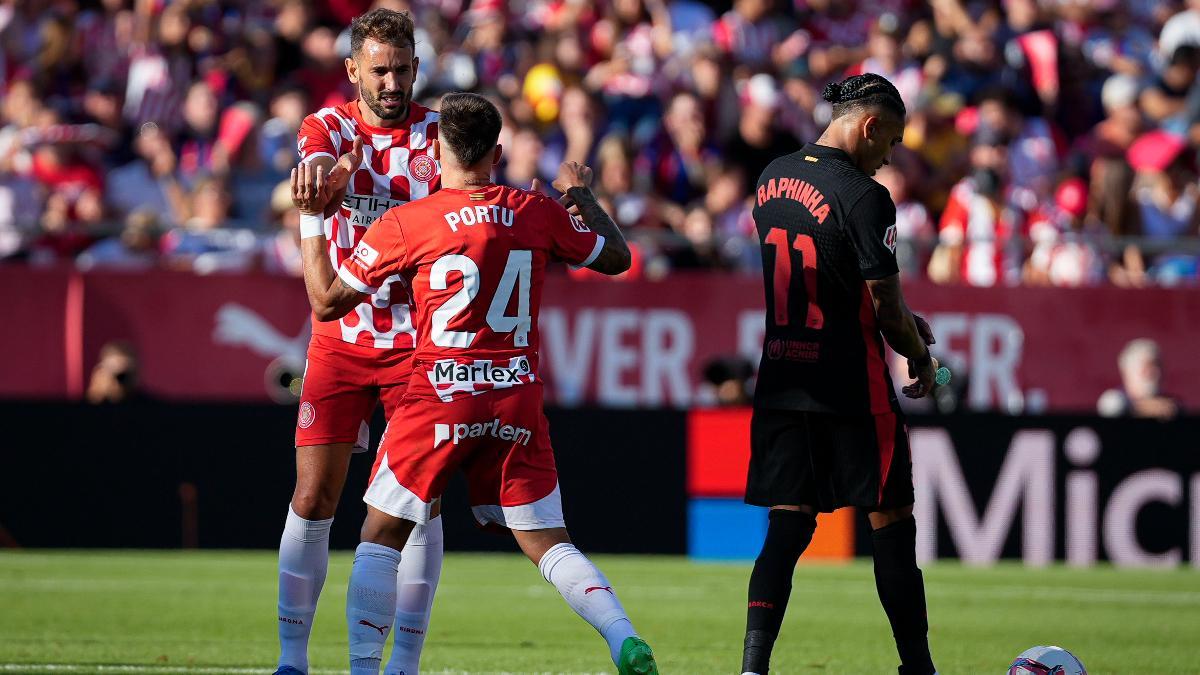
[552,162,632,275]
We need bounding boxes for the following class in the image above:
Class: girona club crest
[298,401,316,429]
[409,154,436,183]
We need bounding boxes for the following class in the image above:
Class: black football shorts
[745,408,914,512]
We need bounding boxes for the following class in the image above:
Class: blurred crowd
[3,0,1200,285]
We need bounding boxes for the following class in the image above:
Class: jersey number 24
[429,250,532,348]
[765,228,824,330]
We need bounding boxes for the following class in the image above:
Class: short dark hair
[438,93,502,166]
[822,73,906,121]
[350,8,415,55]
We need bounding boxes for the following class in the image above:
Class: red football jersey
[337,184,604,402]
[298,99,441,349]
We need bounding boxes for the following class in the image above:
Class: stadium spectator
[1097,338,1179,420]
[1140,45,1200,129]
[636,91,717,205]
[161,176,257,273]
[594,133,645,229]
[460,0,523,94]
[663,203,725,270]
[974,88,1061,201]
[930,125,1029,287]
[845,14,923,110]
[537,85,599,179]
[86,340,144,405]
[713,0,791,72]
[584,0,672,144]
[1160,0,1200,57]
[1128,129,1200,284]
[106,122,187,223]
[498,126,545,190]
[260,86,311,175]
[295,25,353,110]
[876,164,934,278]
[1024,177,1106,287]
[260,179,303,277]
[76,208,162,272]
[725,74,801,194]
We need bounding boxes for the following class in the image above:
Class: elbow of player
[613,245,632,274]
[607,239,632,274]
[312,301,342,323]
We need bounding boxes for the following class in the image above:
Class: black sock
[871,516,936,675]
[742,509,816,675]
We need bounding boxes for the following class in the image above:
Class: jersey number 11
[765,228,824,330]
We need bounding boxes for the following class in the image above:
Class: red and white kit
[338,184,604,529]
[294,100,441,449]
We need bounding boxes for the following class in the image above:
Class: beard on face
[360,81,408,121]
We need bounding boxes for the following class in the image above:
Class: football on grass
[1008,645,1087,675]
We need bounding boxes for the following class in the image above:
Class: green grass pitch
[1,550,1198,674]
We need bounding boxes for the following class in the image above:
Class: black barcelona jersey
[752,143,901,415]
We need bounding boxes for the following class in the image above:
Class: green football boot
[617,636,659,675]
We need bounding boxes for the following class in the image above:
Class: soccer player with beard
[740,73,939,675]
[276,9,442,675]
[294,92,658,675]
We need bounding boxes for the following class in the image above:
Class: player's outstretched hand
[914,314,936,346]
[902,354,937,399]
[327,136,363,192]
[291,161,337,216]
[552,160,594,194]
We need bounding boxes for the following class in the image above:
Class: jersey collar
[801,143,853,163]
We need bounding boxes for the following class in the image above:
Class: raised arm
[293,149,367,321]
[551,162,631,275]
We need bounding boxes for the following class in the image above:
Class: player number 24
[429,250,532,348]
[765,228,824,330]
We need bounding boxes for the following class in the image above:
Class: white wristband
[299,213,324,239]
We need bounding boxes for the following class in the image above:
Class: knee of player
[290,487,340,520]
[867,505,914,530]
[359,514,415,551]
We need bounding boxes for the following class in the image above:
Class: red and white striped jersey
[297,99,441,349]
[337,184,605,402]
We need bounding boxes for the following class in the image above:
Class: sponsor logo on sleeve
[569,214,590,233]
[883,223,898,253]
[350,241,379,269]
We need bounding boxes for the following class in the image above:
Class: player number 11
[765,228,824,330]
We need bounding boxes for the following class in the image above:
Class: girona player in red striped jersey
[275,10,442,675]
[297,93,659,675]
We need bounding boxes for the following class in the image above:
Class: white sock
[347,542,402,675]
[384,517,444,675]
[277,506,333,673]
[538,542,637,665]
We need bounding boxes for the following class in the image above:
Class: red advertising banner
[80,270,311,401]
[0,267,1196,412]
[0,267,72,399]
